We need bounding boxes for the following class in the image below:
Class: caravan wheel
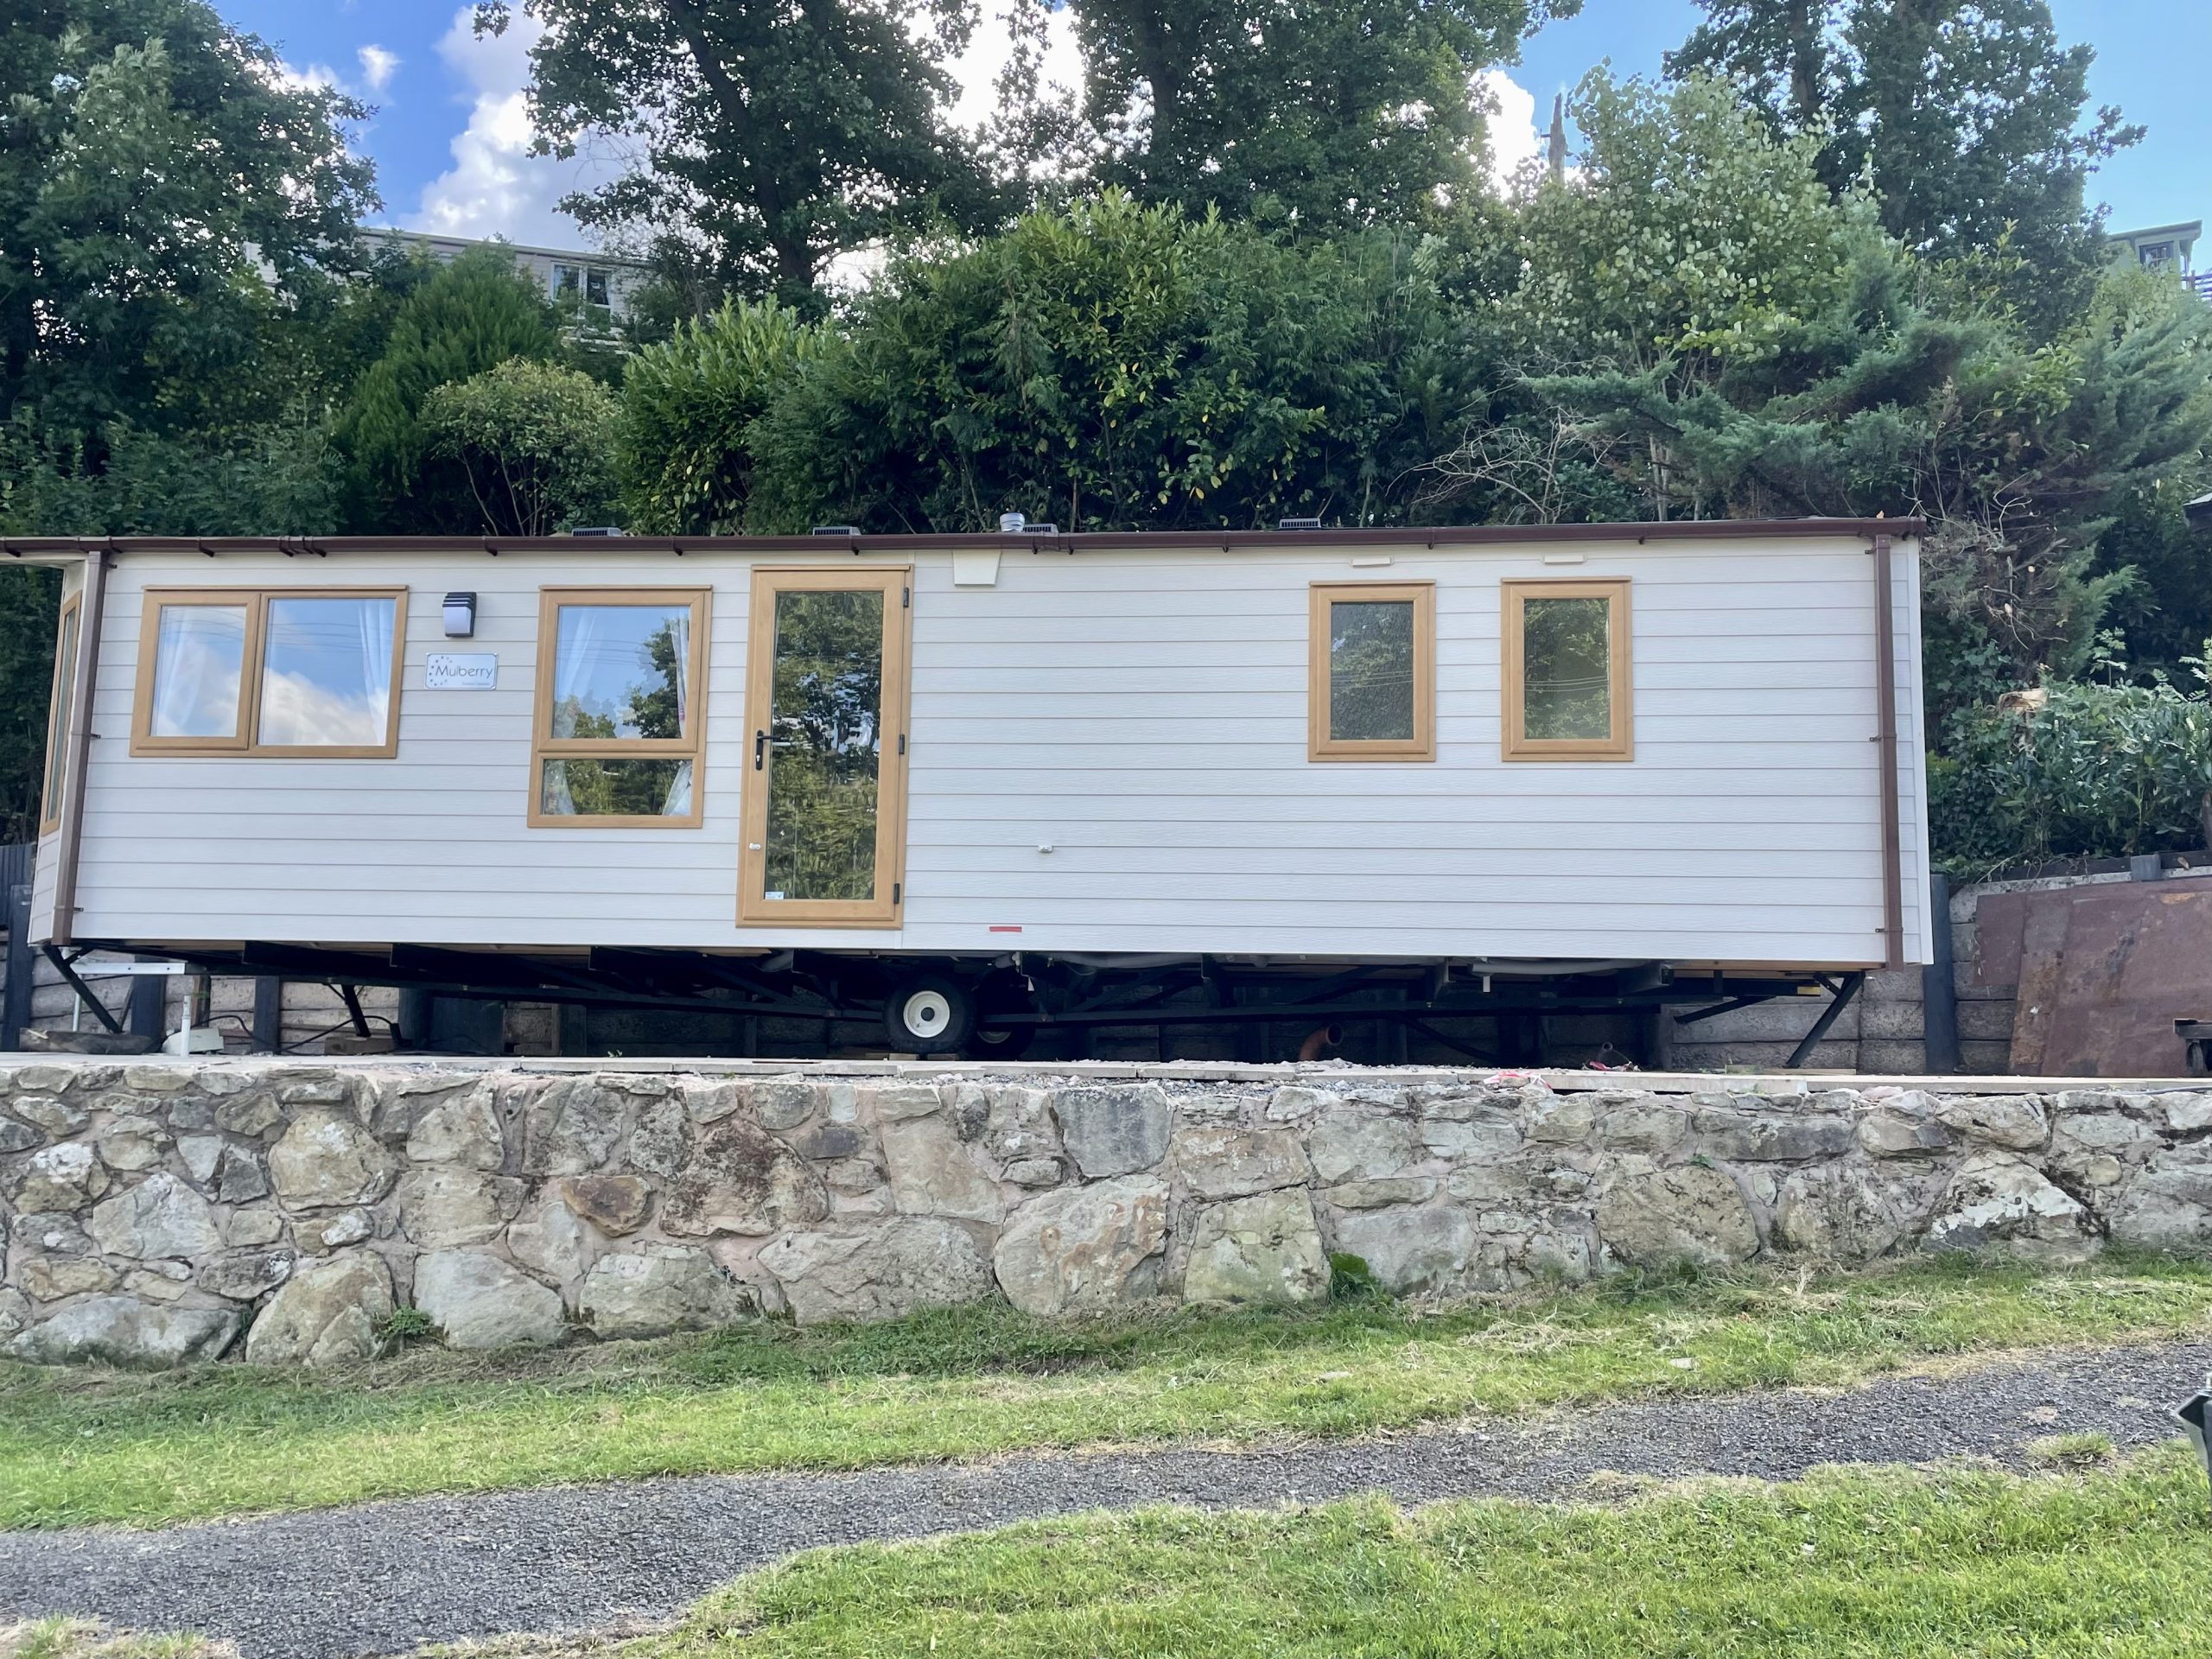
[884,974,976,1054]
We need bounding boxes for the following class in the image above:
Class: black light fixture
[442,592,478,638]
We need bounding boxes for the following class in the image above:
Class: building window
[585,268,611,310]
[130,589,407,757]
[531,588,709,827]
[1502,578,1632,761]
[39,593,81,834]
[551,263,581,299]
[1308,582,1435,761]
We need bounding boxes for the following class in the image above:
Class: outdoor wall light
[2175,1379,2212,1505]
[442,592,478,638]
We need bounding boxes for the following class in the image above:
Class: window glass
[42,602,79,822]
[552,264,581,296]
[585,268,611,308]
[149,604,248,739]
[1522,594,1613,741]
[764,588,885,902]
[1327,600,1415,743]
[550,604,692,741]
[257,596,397,747]
[540,757,694,818]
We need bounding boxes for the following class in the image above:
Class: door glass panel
[1522,595,1612,741]
[550,603,692,741]
[257,596,397,747]
[763,588,884,902]
[42,606,79,816]
[1328,600,1414,742]
[149,603,248,738]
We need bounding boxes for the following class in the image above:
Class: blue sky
[218,0,2208,250]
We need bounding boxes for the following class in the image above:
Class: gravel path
[4,1342,2206,1659]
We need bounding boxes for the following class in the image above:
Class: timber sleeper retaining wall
[3,1060,2210,1367]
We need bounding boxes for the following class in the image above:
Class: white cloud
[1477,69,1547,194]
[408,7,629,247]
[358,45,400,93]
[271,60,343,95]
[947,3,1084,137]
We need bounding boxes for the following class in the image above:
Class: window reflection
[550,605,691,741]
[257,597,397,747]
[1522,596,1612,741]
[149,605,248,739]
[1329,601,1416,743]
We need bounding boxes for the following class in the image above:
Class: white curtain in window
[550,605,603,739]
[357,600,393,728]
[660,608,692,815]
[543,760,577,816]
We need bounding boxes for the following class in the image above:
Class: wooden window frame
[1501,577,1634,762]
[130,588,409,759]
[738,565,912,929]
[38,592,82,835]
[529,585,712,830]
[1308,582,1436,762]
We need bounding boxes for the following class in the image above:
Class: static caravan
[11,521,1930,1059]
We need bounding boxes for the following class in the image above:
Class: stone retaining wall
[4,1060,2210,1367]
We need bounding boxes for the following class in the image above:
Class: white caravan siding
[40,536,1930,965]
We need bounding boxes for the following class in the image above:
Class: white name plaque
[426,652,498,690]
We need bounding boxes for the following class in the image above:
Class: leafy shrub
[377,1306,437,1347]
[420,358,621,537]
[1328,1253,1382,1302]
[1932,658,2212,875]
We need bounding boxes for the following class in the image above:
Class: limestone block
[1328,1205,1478,1296]
[88,1172,223,1260]
[305,1208,375,1252]
[1595,1103,1688,1155]
[761,1217,994,1326]
[14,1141,108,1211]
[509,1192,597,1287]
[1004,1157,1063,1187]
[1265,1085,1339,1123]
[395,1166,524,1249]
[8,1296,238,1368]
[577,1244,754,1337]
[1305,1108,1419,1185]
[1595,1166,1760,1269]
[10,1096,85,1137]
[1169,1125,1311,1199]
[225,1210,286,1248]
[862,1082,946,1122]
[1522,1090,1596,1145]
[216,1145,270,1204]
[122,1066,193,1094]
[992,1177,1167,1317]
[880,1109,1005,1224]
[0,1289,27,1339]
[404,1085,505,1169]
[20,1255,119,1300]
[1935,1094,2049,1153]
[179,1134,225,1183]
[0,1112,40,1154]
[1771,1165,1910,1262]
[1056,1085,1173,1179]
[2164,1094,2212,1134]
[1858,1106,1954,1158]
[2056,1113,2152,1152]
[2108,1145,2212,1250]
[661,1115,830,1237]
[520,1077,628,1175]
[245,1251,393,1366]
[1924,1152,2095,1263]
[12,1211,92,1256]
[744,1079,820,1131]
[197,1249,296,1301]
[214,1093,283,1138]
[270,1109,397,1210]
[1691,1109,1853,1162]
[1325,1176,1440,1211]
[413,1249,566,1349]
[627,1096,694,1179]
[562,1173,652,1235]
[1183,1191,1329,1306]
[1420,1118,1525,1161]
[680,1078,744,1124]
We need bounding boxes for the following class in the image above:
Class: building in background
[365,228,653,324]
[2112,220,2211,301]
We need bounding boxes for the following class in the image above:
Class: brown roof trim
[0,519,1924,558]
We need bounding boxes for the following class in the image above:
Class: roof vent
[569,525,626,537]
[1020,522,1058,535]
[1277,517,1324,531]
[810,524,861,536]
[998,512,1026,533]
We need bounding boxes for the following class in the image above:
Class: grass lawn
[3,1254,2209,1530]
[627,1450,2212,1658]
[0,1621,225,1659]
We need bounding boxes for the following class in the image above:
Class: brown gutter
[48,548,109,947]
[1872,532,1905,971]
[0,518,1927,559]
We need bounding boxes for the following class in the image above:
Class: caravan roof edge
[0,518,1926,559]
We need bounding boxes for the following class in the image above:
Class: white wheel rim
[901,989,952,1038]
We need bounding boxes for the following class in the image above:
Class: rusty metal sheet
[1999,875,2212,1077]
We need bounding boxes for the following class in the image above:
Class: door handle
[753,728,767,771]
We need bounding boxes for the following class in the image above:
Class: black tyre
[884,974,976,1054]
[967,1020,1037,1060]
